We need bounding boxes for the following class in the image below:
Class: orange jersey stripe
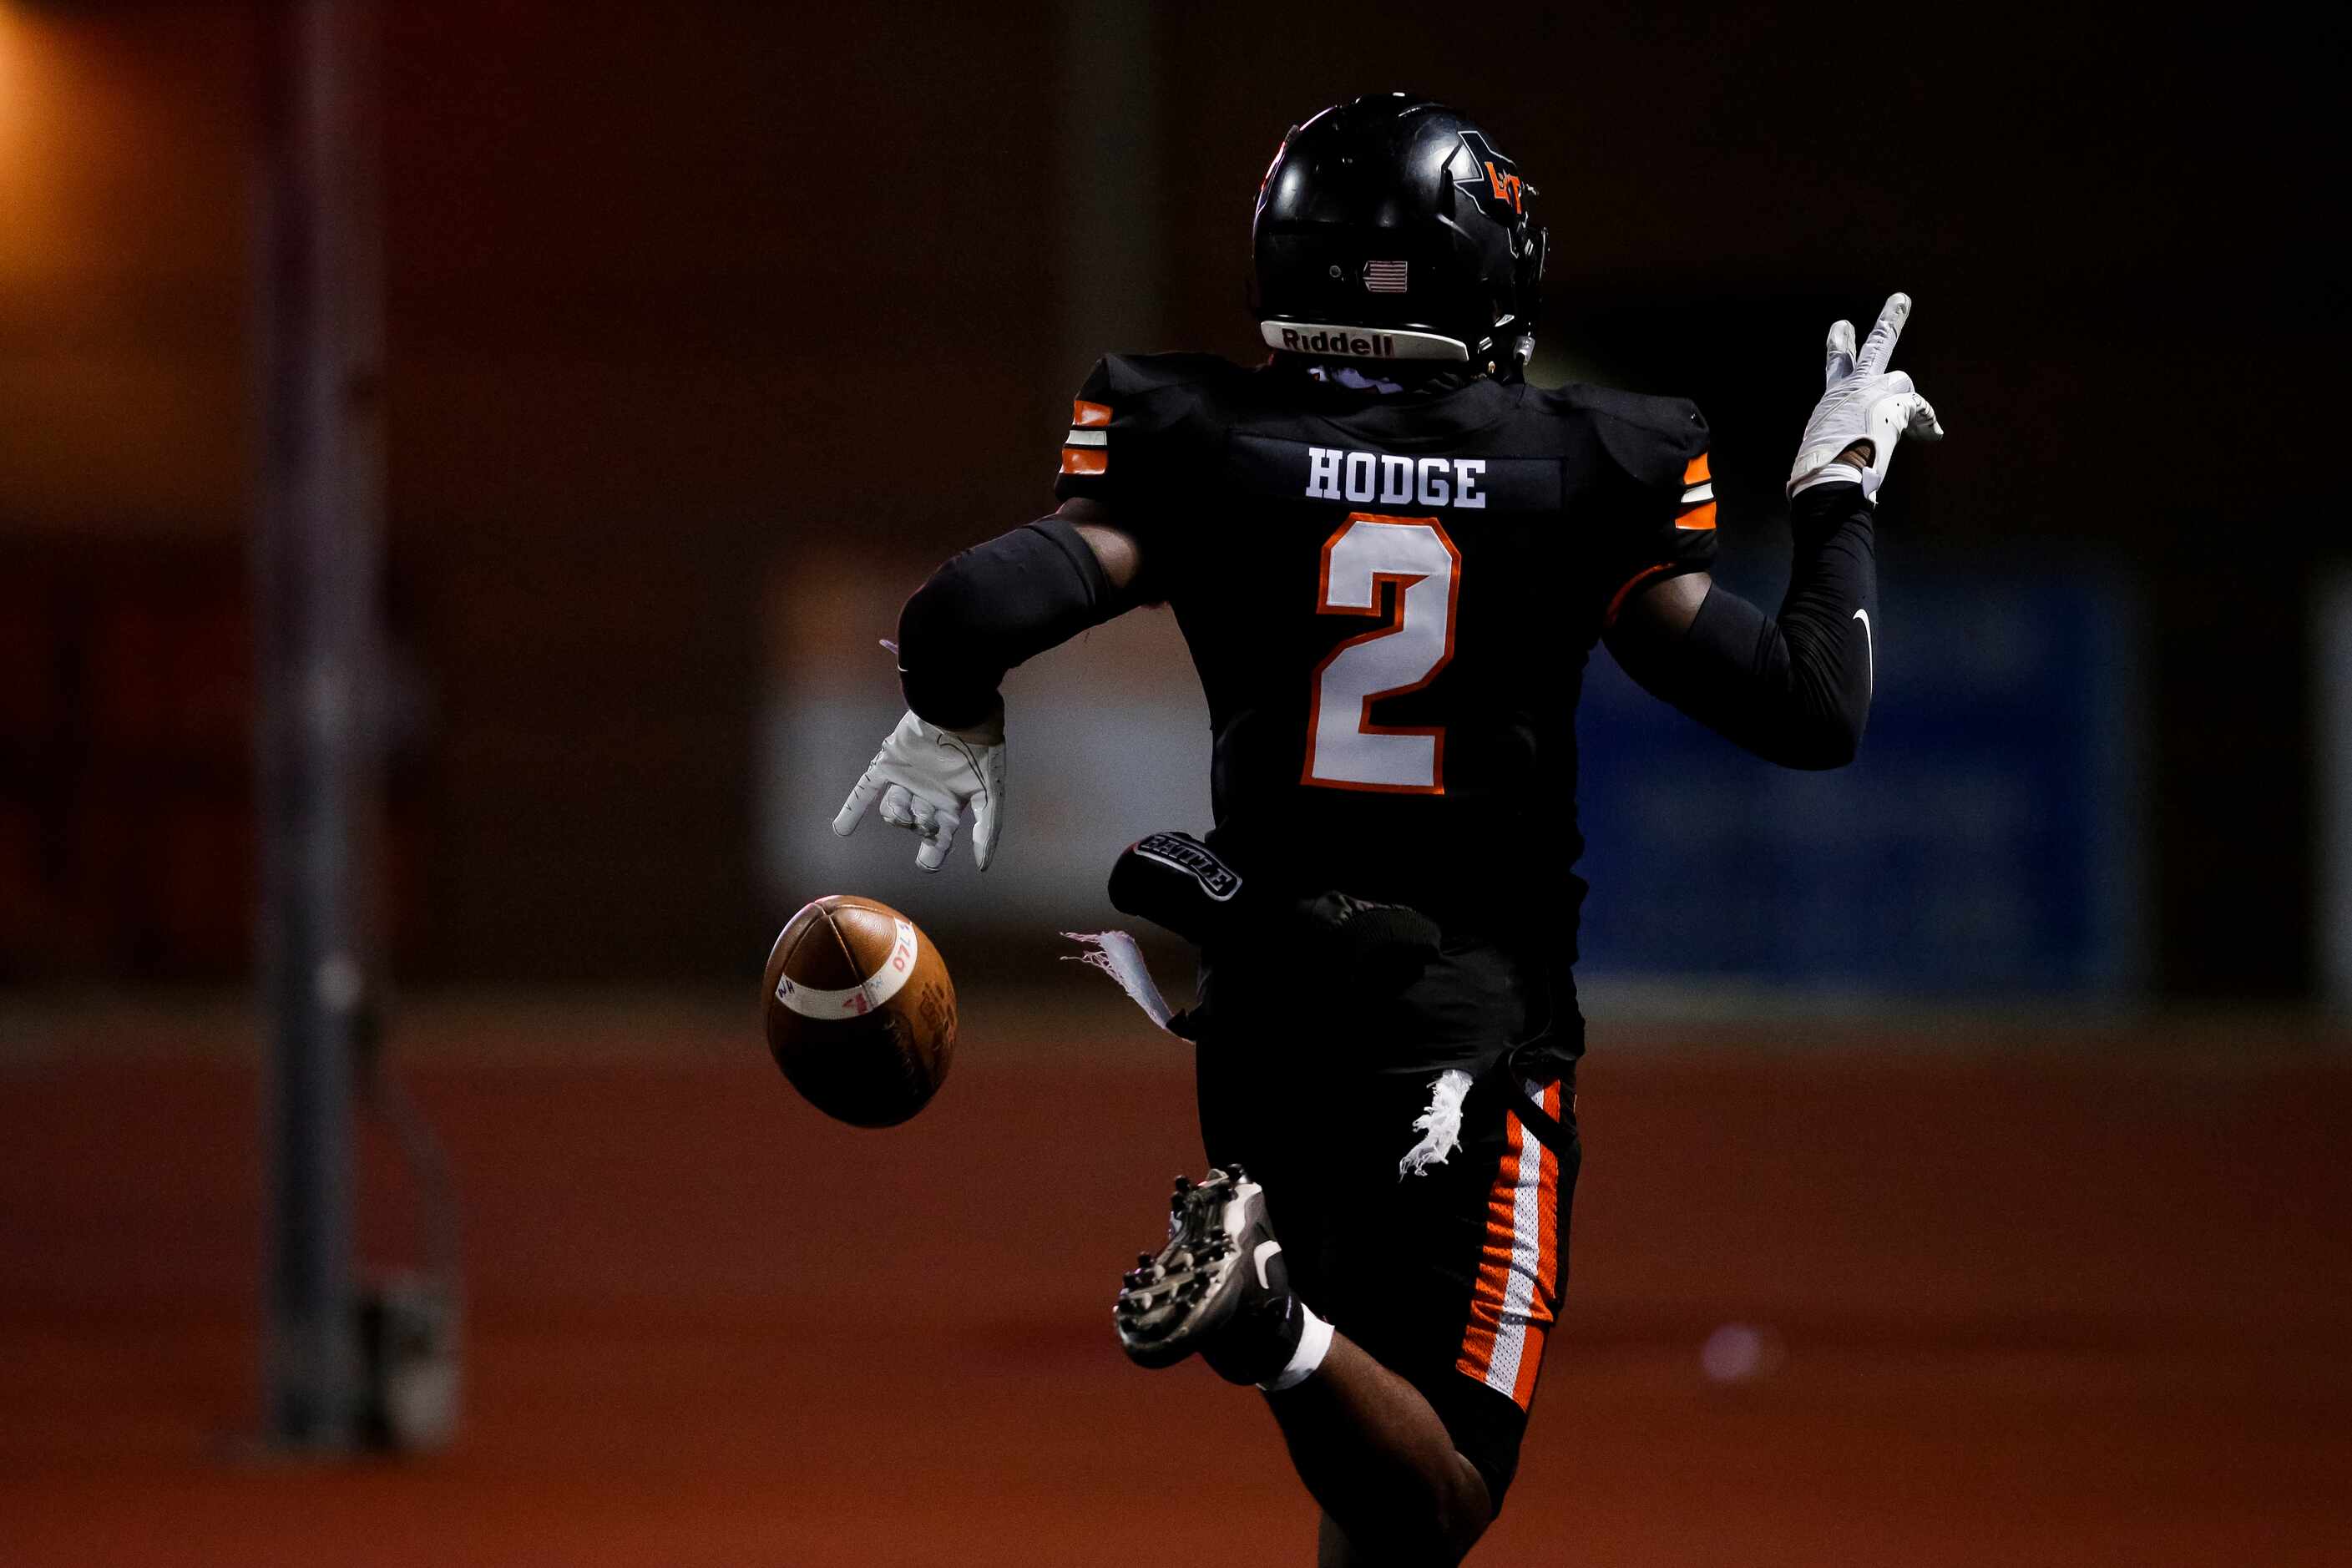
[1675,500,1717,531]
[1071,399,1112,428]
[1060,447,1108,477]
[1683,453,1711,486]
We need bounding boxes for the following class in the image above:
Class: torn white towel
[1061,929,1180,1036]
[1398,1068,1474,1178]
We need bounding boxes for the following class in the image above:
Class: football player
[832,94,1940,1566]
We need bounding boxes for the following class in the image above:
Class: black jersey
[1055,352,1714,971]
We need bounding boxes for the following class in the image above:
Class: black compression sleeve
[895,516,1124,730]
[1629,479,1877,769]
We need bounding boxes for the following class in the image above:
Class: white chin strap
[1260,321,1470,363]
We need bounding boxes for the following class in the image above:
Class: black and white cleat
[1114,1164,1293,1378]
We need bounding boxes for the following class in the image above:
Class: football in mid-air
[761,894,957,1126]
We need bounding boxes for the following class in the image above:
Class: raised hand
[1789,291,1945,499]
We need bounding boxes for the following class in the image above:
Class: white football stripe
[1064,428,1108,447]
[1680,481,1714,504]
[775,916,919,1019]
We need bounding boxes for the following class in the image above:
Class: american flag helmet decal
[1363,260,1409,293]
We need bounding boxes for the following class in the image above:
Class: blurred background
[2,3,2344,1565]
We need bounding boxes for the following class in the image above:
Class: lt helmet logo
[1452,130,1526,220]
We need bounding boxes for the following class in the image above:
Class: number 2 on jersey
[1302,513,1461,794]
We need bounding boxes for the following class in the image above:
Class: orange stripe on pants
[1455,1081,1561,1409]
[1511,1081,1564,1407]
[1455,1116,1524,1385]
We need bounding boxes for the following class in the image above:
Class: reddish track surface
[4,998,2349,1565]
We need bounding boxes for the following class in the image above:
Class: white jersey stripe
[1064,427,1108,448]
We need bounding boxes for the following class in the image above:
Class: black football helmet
[1252,94,1546,377]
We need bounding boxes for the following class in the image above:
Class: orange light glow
[0,3,66,278]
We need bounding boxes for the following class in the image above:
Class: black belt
[1484,1034,1580,1157]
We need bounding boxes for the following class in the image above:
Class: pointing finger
[1854,292,1911,375]
[832,767,884,837]
[1825,319,1856,387]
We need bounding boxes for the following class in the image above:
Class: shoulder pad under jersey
[1056,353,1249,503]
[1546,383,1710,496]
[1082,352,1248,418]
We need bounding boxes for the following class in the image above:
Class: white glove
[1788,291,1946,500]
[832,708,1005,873]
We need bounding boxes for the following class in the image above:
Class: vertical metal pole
[253,0,382,1450]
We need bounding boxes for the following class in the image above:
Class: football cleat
[1115,1165,1302,1383]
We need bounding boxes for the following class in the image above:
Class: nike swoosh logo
[1854,608,1874,688]
[1253,1239,1282,1290]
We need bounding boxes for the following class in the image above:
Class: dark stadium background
[2,4,2341,1565]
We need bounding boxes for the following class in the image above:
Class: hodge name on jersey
[1054,351,1717,964]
